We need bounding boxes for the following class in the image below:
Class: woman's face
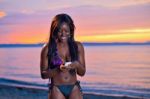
[57,22,70,42]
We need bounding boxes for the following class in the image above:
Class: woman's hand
[59,58,68,72]
[60,61,78,72]
[67,61,78,70]
[60,64,68,72]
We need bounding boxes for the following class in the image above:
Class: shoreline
[0,42,150,48]
[0,83,146,99]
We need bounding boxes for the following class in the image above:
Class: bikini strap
[75,81,83,94]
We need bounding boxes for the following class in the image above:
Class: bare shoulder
[75,41,84,52]
[41,43,48,56]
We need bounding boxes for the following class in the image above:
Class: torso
[50,42,77,85]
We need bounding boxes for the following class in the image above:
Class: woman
[40,13,86,99]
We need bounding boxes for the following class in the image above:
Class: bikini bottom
[48,81,82,99]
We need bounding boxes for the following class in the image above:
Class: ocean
[0,44,150,98]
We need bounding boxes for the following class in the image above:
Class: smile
[61,36,67,40]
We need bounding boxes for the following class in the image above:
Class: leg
[69,85,83,99]
[48,92,51,99]
[50,86,66,99]
[48,84,52,99]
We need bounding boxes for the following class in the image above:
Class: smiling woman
[40,13,86,99]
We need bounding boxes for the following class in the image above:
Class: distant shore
[0,83,145,99]
[0,42,150,48]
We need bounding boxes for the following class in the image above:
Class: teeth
[61,37,66,39]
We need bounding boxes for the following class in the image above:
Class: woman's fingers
[60,62,76,72]
[60,64,68,72]
[67,63,75,69]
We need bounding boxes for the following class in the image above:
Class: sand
[0,83,146,99]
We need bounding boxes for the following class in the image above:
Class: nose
[60,30,67,36]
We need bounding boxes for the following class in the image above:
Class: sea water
[0,45,150,98]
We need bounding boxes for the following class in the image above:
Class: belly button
[65,77,68,80]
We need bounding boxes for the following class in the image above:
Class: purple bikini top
[51,50,63,68]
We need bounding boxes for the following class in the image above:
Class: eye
[65,30,70,33]
[58,29,61,33]
[66,32,70,35]
[58,29,70,33]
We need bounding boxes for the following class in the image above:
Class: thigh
[69,85,83,99]
[50,86,65,99]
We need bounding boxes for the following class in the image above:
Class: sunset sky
[0,0,150,44]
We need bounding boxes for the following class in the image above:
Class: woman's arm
[68,42,86,76]
[40,43,59,79]
[75,42,86,76]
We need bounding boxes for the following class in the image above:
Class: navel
[63,76,70,82]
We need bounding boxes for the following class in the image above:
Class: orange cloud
[1,27,150,44]
[0,11,6,18]
[5,32,47,44]
[76,28,150,43]
[117,28,150,33]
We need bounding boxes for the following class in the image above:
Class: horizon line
[0,41,150,45]
[0,42,150,48]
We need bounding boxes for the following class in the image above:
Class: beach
[0,45,150,99]
[0,83,144,99]
[1,0,150,98]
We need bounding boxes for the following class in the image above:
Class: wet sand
[0,83,145,99]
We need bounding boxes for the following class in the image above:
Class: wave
[0,77,150,98]
[0,78,48,90]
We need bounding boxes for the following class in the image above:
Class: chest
[57,45,71,62]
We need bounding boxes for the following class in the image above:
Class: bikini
[48,49,83,98]
[48,80,83,99]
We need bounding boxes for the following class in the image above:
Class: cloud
[1,3,150,29]
[76,32,150,43]
[0,0,150,13]
[82,0,150,8]
[117,28,150,34]
[0,11,6,18]
[0,1,150,43]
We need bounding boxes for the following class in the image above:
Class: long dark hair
[47,13,78,68]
